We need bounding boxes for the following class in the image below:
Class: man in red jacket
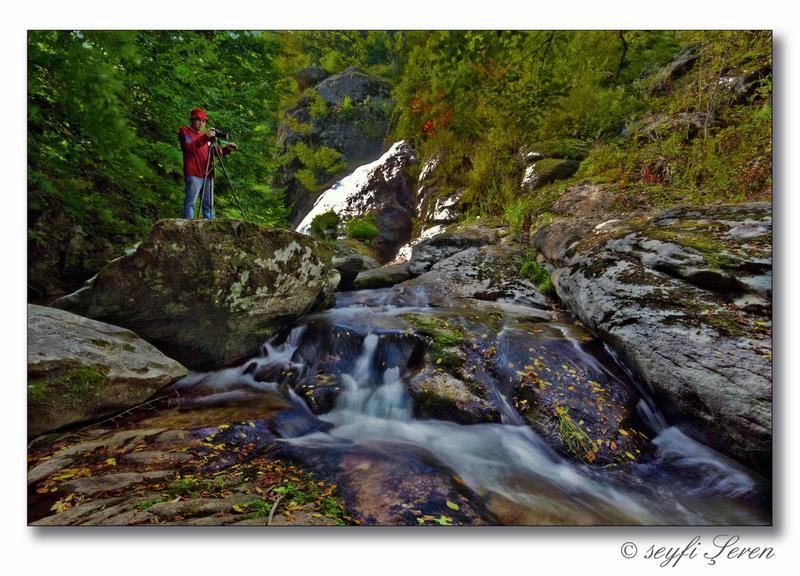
[179,107,237,219]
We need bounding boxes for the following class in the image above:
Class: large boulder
[539,203,772,475]
[533,182,622,266]
[406,224,500,275]
[52,219,339,371]
[521,159,580,191]
[28,305,188,437]
[401,240,550,310]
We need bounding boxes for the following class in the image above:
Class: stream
[160,284,770,525]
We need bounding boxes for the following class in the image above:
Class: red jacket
[178,125,234,178]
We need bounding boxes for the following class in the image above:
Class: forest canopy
[28,30,772,295]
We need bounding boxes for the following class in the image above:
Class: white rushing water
[295,141,410,235]
[170,293,768,525]
[281,320,766,525]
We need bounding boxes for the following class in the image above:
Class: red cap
[190,107,208,121]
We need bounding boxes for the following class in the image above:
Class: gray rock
[277,67,394,224]
[27,305,186,438]
[408,369,499,424]
[332,253,381,290]
[521,159,580,191]
[352,263,414,290]
[548,203,772,475]
[296,141,419,262]
[407,225,498,275]
[293,66,329,90]
[403,244,549,309]
[314,66,391,105]
[52,219,339,371]
[62,470,174,496]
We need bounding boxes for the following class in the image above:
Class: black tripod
[199,140,246,220]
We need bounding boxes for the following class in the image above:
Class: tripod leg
[199,145,214,219]
[214,148,246,220]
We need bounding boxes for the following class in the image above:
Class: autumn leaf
[50,493,75,513]
[435,515,453,525]
[446,500,460,511]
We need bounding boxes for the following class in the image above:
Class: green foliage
[28,29,772,293]
[285,141,347,192]
[310,210,340,238]
[518,251,555,297]
[392,30,771,221]
[554,404,592,460]
[309,91,329,120]
[504,197,533,233]
[28,30,291,284]
[405,314,466,370]
[343,213,380,240]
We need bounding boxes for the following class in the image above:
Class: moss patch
[404,314,466,371]
[28,362,110,408]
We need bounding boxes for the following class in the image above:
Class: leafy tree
[29,30,291,292]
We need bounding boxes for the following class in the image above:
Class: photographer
[178,107,238,219]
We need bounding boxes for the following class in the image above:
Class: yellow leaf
[105,458,117,466]
[51,495,75,514]
[232,504,246,513]
[625,452,636,460]
[618,429,629,436]
[446,500,459,511]
[435,515,453,526]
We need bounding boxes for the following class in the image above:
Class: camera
[209,127,228,140]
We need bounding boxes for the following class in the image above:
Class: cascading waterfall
[170,286,768,525]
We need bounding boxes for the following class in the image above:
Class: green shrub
[284,142,347,192]
[519,250,556,297]
[504,197,533,233]
[309,91,329,120]
[344,213,380,240]
[310,210,340,237]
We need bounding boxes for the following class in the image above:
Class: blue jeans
[183,176,214,219]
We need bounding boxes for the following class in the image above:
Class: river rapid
[165,284,770,525]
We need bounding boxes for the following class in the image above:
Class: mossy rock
[52,220,339,370]
[549,203,772,475]
[28,305,187,437]
[522,159,581,191]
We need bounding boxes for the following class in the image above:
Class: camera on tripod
[208,127,228,140]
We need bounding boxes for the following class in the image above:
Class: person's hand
[207,128,218,139]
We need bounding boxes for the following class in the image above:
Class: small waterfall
[334,333,412,421]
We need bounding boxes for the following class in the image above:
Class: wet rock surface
[402,243,550,309]
[28,396,351,526]
[538,203,772,475]
[29,207,772,525]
